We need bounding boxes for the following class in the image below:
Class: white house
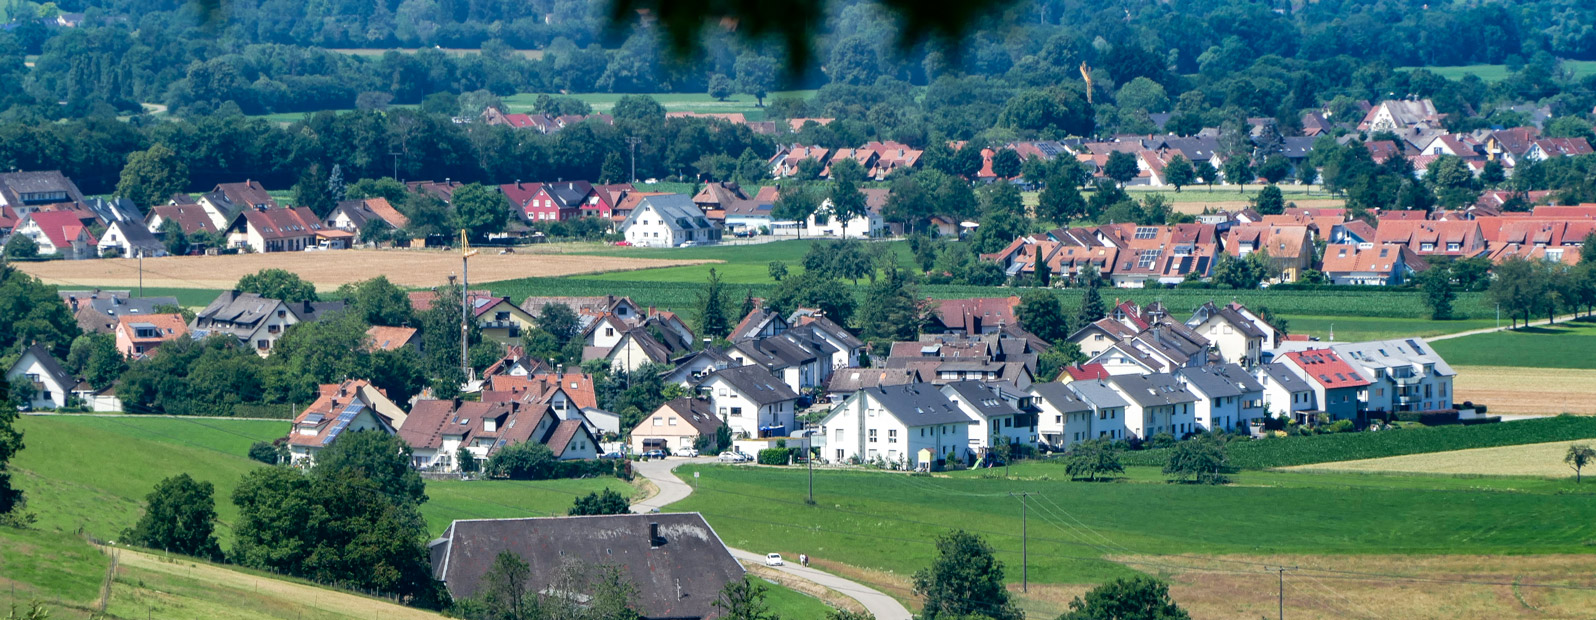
[1176,364,1266,433]
[5,345,76,410]
[1106,373,1199,440]
[13,211,97,259]
[1029,382,1095,449]
[818,384,974,468]
[940,381,1033,454]
[787,314,865,370]
[97,220,166,258]
[805,197,886,239]
[286,380,406,464]
[618,194,722,248]
[1185,303,1266,368]
[1056,379,1132,443]
[1257,362,1315,420]
[696,365,800,439]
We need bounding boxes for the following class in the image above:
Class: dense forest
[2,0,1596,122]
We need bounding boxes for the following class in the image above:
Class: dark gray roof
[59,291,180,318]
[627,194,715,232]
[791,315,863,349]
[14,344,74,389]
[0,170,85,205]
[430,513,744,620]
[1262,362,1311,393]
[863,384,974,427]
[1066,379,1130,410]
[1029,382,1092,413]
[941,381,1023,419]
[1109,373,1199,407]
[193,291,345,337]
[105,220,164,253]
[658,398,724,435]
[700,364,798,405]
[86,197,143,225]
[1176,363,1263,398]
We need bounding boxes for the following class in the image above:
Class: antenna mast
[460,229,479,383]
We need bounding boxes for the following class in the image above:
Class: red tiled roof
[1284,349,1371,389]
[24,210,98,249]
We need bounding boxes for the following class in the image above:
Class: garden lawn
[10,415,623,543]
[1116,416,1596,469]
[1429,318,1596,368]
[671,464,1596,590]
[758,578,837,618]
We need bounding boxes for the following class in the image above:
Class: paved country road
[631,458,913,620]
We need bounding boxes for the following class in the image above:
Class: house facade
[618,194,722,248]
[1106,373,1199,439]
[14,210,97,259]
[818,384,974,468]
[629,398,725,454]
[697,365,799,439]
[5,345,75,409]
[114,314,189,358]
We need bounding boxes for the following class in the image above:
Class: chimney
[649,522,662,547]
[68,296,78,311]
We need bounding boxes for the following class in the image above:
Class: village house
[400,399,599,471]
[806,188,889,239]
[696,364,799,439]
[1278,349,1370,421]
[470,296,536,345]
[630,397,725,454]
[1176,364,1266,433]
[286,380,409,464]
[113,314,189,358]
[59,290,180,334]
[1312,338,1456,413]
[1320,244,1429,286]
[323,197,409,239]
[191,291,346,356]
[196,180,277,230]
[145,203,220,236]
[365,325,420,352]
[0,170,86,215]
[96,220,165,258]
[1373,220,1486,258]
[5,345,76,410]
[1028,382,1096,450]
[225,206,349,253]
[731,330,835,392]
[618,194,722,248]
[428,513,744,620]
[13,210,98,259]
[1224,224,1313,282]
[818,384,974,468]
[604,328,681,374]
[1106,373,1199,440]
[940,381,1033,454]
[1185,302,1266,367]
[1256,362,1316,421]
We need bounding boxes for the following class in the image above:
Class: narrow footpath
[630,458,912,620]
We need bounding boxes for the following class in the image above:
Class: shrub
[247,441,283,465]
[758,448,797,465]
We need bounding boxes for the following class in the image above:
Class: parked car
[677,448,699,457]
[764,553,784,567]
[599,451,625,459]
[641,449,667,459]
[612,240,631,246]
[719,451,751,463]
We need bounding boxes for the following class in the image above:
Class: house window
[605,327,615,337]
[731,407,743,416]
[868,429,878,443]
[1056,415,1063,424]
[257,339,270,350]
[888,430,897,443]
[495,311,510,321]
[653,417,663,426]
[835,428,844,441]
[668,418,677,426]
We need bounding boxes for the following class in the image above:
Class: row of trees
[1488,253,1596,327]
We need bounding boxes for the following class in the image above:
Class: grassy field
[1451,365,1596,415]
[252,89,818,122]
[672,463,1596,617]
[1117,416,1596,469]
[1399,60,1596,82]
[1430,318,1596,368]
[500,90,819,121]
[1286,315,1495,342]
[10,416,629,543]
[1286,439,1596,477]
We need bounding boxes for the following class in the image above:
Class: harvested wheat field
[1452,365,1596,415]
[17,250,712,290]
[1114,553,1596,620]
[1285,440,1591,477]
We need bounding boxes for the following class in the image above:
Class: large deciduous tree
[123,473,222,560]
[451,183,510,242]
[117,144,189,208]
[912,529,1022,620]
[237,268,319,303]
[1058,575,1191,620]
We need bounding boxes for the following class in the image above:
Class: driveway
[630,458,912,620]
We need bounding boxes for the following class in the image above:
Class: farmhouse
[429,513,745,620]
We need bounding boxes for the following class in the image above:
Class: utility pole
[1267,565,1297,620]
[626,136,642,183]
[1009,491,1032,592]
[459,229,479,383]
[389,150,402,181]
[805,431,814,504]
